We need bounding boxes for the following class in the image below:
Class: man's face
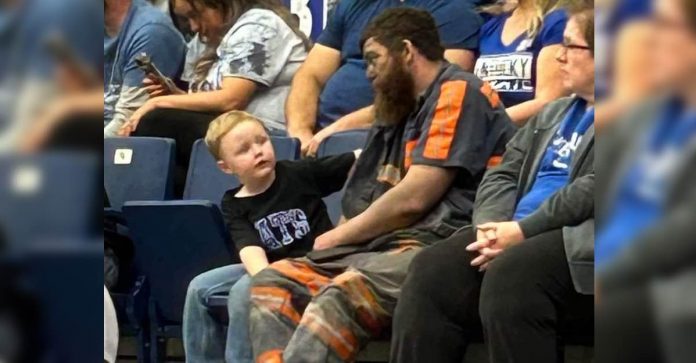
[364,38,397,91]
[555,16,594,96]
[363,37,416,124]
[652,0,696,89]
[217,121,276,182]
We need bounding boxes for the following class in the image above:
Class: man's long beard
[373,62,416,126]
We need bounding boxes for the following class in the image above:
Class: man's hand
[466,221,525,270]
[294,130,315,156]
[305,125,335,157]
[313,228,344,251]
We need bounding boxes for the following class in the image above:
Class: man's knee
[479,258,538,324]
[401,240,470,298]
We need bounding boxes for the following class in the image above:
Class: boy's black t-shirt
[221,153,356,262]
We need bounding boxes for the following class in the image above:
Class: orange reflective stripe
[257,349,283,363]
[333,270,386,335]
[303,310,359,361]
[404,139,417,169]
[487,155,503,168]
[424,80,467,160]
[269,260,332,296]
[250,286,301,324]
[480,81,501,108]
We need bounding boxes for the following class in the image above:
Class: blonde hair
[205,110,265,160]
[481,0,571,40]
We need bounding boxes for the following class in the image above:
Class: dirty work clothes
[250,230,440,363]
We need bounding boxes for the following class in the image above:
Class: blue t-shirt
[474,9,567,108]
[513,98,594,220]
[103,0,185,125]
[596,100,696,268]
[316,0,482,128]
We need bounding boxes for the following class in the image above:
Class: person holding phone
[119,0,310,196]
[104,0,186,136]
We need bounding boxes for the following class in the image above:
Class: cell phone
[134,52,177,93]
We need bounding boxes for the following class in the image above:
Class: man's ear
[217,160,234,175]
[402,39,415,65]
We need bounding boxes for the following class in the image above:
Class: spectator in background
[475,0,570,125]
[249,9,512,362]
[596,0,696,361]
[104,0,185,136]
[285,0,483,156]
[121,0,310,195]
[595,0,657,129]
[391,3,595,362]
[0,0,102,151]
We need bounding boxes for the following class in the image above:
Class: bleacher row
[104,130,370,362]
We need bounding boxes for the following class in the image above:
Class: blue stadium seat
[104,137,176,211]
[19,241,103,362]
[122,136,300,362]
[316,129,369,224]
[0,152,99,248]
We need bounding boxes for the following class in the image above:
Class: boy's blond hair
[205,110,265,160]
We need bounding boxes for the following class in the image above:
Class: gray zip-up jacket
[473,96,595,294]
[597,96,696,362]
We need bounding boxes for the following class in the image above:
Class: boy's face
[217,121,276,181]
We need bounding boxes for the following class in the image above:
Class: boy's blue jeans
[182,264,253,363]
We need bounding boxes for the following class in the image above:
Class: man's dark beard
[373,60,416,126]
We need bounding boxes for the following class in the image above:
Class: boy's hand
[313,229,343,250]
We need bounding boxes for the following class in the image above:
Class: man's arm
[314,165,456,249]
[285,44,341,147]
[305,105,373,156]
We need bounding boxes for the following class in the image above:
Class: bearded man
[247,8,515,363]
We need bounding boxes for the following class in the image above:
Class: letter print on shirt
[474,52,534,94]
[551,132,583,169]
[253,209,311,250]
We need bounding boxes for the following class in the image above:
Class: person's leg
[390,228,482,363]
[279,239,430,363]
[183,264,248,363]
[249,258,334,362]
[133,108,218,195]
[225,274,253,363]
[479,229,582,363]
[44,113,102,153]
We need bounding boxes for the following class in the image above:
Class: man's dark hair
[686,0,696,32]
[567,0,594,54]
[360,7,444,61]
